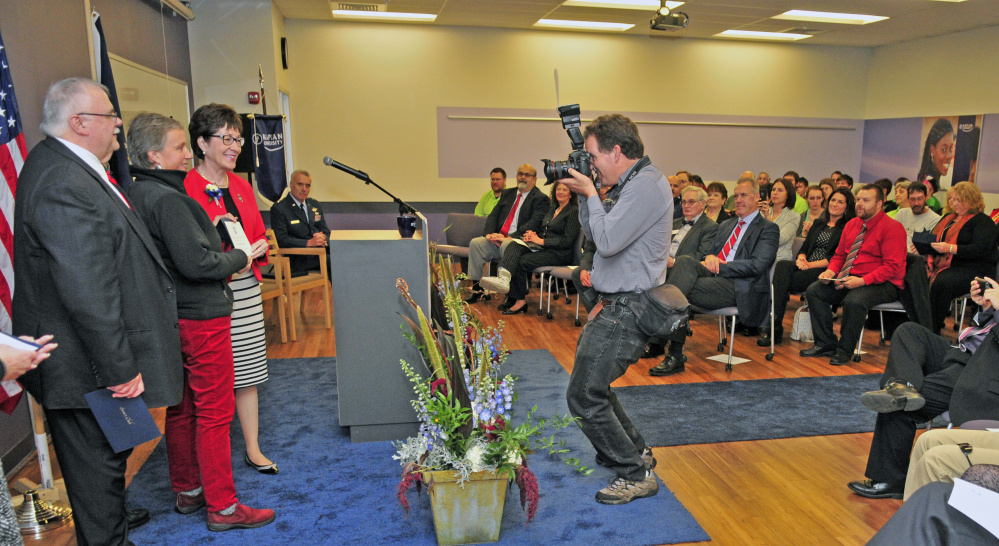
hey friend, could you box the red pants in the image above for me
[166,316,238,512]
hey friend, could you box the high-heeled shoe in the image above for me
[245,453,279,474]
[501,303,529,315]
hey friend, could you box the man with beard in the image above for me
[894,182,941,252]
[465,164,549,304]
[801,184,907,366]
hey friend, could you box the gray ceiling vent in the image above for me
[333,2,388,12]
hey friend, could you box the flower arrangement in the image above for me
[204,183,222,206]
[394,252,583,526]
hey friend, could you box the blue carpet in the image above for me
[127,350,710,545]
[616,374,882,447]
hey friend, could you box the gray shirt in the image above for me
[579,160,672,294]
[894,207,942,248]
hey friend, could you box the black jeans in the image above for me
[805,280,899,352]
[566,297,650,481]
[771,260,823,329]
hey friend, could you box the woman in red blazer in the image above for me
[185,103,277,474]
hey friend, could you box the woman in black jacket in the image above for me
[759,188,855,345]
[480,181,580,315]
[126,113,275,531]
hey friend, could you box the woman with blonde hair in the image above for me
[926,181,999,334]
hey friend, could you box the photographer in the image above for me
[558,114,672,505]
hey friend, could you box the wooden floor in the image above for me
[9,287,955,545]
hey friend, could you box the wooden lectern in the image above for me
[329,213,431,442]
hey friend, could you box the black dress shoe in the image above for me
[245,453,279,474]
[502,303,529,315]
[829,349,852,366]
[498,297,516,311]
[848,479,902,500]
[800,346,837,357]
[641,343,666,359]
[126,508,150,529]
[756,328,784,347]
[464,290,484,304]
[860,380,926,413]
[649,354,686,376]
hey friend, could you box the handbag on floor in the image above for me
[791,304,813,342]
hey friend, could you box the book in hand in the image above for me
[216,219,254,257]
[911,229,941,256]
[83,389,162,453]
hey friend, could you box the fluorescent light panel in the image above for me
[534,19,634,31]
[773,10,887,25]
[332,10,437,22]
[716,30,811,41]
[562,0,683,10]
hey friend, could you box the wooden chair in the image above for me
[258,239,289,343]
[265,230,332,341]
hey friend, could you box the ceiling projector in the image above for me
[650,6,689,31]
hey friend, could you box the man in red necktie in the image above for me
[465,164,550,305]
[801,184,907,366]
[649,176,780,376]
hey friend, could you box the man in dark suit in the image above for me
[13,78,183,546]
[642,185,718,362]
[269,169,331,277]
[846,277,999,500]
[465,163,550,304]
[650,176,779,376]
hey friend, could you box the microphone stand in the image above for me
[328,161,418,216]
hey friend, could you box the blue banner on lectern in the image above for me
[251,115,287,202]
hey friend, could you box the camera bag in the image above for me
[636,283,690,343]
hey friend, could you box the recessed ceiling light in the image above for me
[534,19,635,31]
[773,10,888,25]
[562,0,683,10]
[715,30,812,41]
[332,10,437,23]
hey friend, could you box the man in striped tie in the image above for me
[847,277,999,501]
[801,184,907,366]
[650,176,779,376]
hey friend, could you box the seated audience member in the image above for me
[759,189,855,346]
[798,185,825,236]
[819,177,836,202]
[888,181,910,219]
[756,171,770,188]
[847,277,999,500]
[801,184,906,366]
[867,467,999,546]
[836,173,853,191]
[923,178,943,215]
[783,171,809,214]
[894,182,941,252]
[874,178,897,213]
[127,112,275,531]
[704,182,733,223]
[466,164,550,303]
[759,176,802,263]
[479,181,579,315]
[269,170,331,277]
[924,181,999,334]
[669,170,691,210]
[830,171,843,185]
[690,174,706,190]
[475,167,506,217]
[648,177,778,376]
[904,428,999,501]
[643,186,719,360]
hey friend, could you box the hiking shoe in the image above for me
[860,379,926,413]
[175,491,206,515]
[207,503,275,531]
[595,472,659,505]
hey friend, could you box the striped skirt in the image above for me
[229,271,269,388]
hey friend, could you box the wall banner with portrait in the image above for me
[917,115,983,191]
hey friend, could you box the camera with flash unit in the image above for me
[542,104,597,186]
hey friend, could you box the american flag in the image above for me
[0,29,24,335]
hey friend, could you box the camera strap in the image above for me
[602,156,651,213]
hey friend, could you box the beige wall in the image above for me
[285,19,872,203]
[866,25,999,120]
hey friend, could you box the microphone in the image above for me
[323,156,369,180]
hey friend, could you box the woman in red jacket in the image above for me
[185,103,277,474]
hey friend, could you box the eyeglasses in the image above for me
[680,199,702,206]
[77,111,120,119]
[516,172,536,178]
[210,134,245,147]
